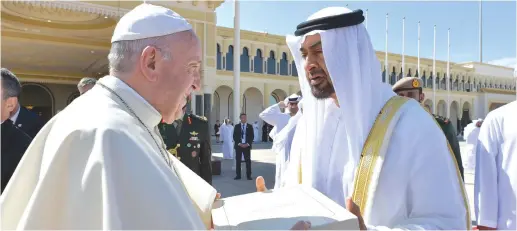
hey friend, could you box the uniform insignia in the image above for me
[190,131,199,136]
[187,143,192,148]
[197,144,200,148]
[412,79,420,88]
[191,151,197,157]
[18,124,22,127]
[189,137,199,141]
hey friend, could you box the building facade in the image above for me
[2,0,515,135]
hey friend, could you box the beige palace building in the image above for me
[2,0,516,135]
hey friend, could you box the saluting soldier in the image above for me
[158,109,212,185]
[392,77,464,180]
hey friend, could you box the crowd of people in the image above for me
[0,3,515,231]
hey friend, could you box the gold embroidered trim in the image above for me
[351,96,408,214]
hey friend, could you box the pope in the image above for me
[0,3,310,230]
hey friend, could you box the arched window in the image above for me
[422,71,427,87]
[291,61,298,76]
[267,51,276,74]
[270,93,280,106]
[390,67,397,85]
[427,72,434,88]
[241,47,250,72]
[254,49,263,74]
[216,44,222,70]
[226,45,234,71]
[280,52,288,75]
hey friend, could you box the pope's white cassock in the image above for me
[474,101,516,230]
[280,7,470,230]
[220,121,234,159]
[0,4,214,230]
[463,118,483,173]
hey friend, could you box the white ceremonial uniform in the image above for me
[271,106,303,189]
[259,103,291,140]
[463,119,482,173]
[220,123,234,159]
[474,101,516,230]
[281,7,470,230]
[0,76,207,230]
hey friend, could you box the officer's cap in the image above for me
[392,77,423,92]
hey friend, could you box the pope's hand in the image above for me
[345,197,366,230]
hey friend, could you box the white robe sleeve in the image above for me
[259,104,283,126]
[365,105,468,230]
[1,126,206,230]
[474,116,499,228]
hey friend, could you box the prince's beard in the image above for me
[311,83,335,99]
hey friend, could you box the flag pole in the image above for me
[432,25,436,114]
[479,0,483,63]
[447,28,451,118]
[233,0,241,123]
[417,21,421,79]
[402,17,405,77]
[385,13,389,83]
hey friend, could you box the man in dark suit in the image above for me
[158,105,212,185]
[233,113,254,180]
[1,68,44,138]
[1,117,32,193]
[10,105,44,138]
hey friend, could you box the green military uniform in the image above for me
[392,77,464,180]
[158,113,212,185]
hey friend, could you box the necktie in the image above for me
[241,124,245,140]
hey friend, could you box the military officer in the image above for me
[158,108,212,185]
[392,77,464,180]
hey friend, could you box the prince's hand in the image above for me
[256,176,268,192]
[345,197,366,230]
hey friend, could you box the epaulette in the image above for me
[190,114,208,122]
[433,114,449,125]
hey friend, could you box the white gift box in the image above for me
[212,185,359,230]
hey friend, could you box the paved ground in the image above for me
[211,140,476,224]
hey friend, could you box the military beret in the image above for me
[392,77,423,92]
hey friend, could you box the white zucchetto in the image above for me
[111,3,192,43]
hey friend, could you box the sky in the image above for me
[215,1,516,68]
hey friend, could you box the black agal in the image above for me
[294,9,365,36]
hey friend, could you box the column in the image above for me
[233,0,241,123]
[195,95,203,115]
[202,23,212,122]
[190,92,196,114]
[263,84,270,108]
